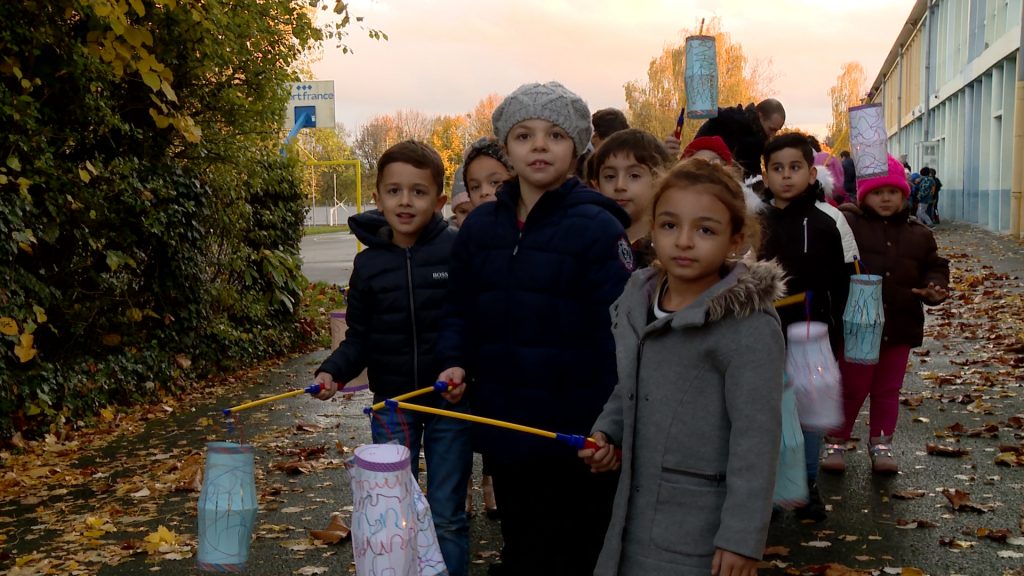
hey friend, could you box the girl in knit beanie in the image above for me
[822,154,949,475]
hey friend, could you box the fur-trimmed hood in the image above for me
[613,259,787,333]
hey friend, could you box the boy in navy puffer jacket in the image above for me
[435,82,632,576]
[313,140,472,576]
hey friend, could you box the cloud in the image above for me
[311,0,915,139]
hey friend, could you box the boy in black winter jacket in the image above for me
[758,132,860,523]
[313,141,472,576]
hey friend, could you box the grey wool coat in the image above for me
[592,261,787,576]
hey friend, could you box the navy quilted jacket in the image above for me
[316,211,456,399]
[436,177,631,464]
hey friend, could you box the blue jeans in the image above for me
[803,430,822,484]
[370,397,472,576]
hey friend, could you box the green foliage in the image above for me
[297,282,348,349]
[0,0,361,438]
[303,225,349,236]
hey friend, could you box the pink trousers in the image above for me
[833,344,912,440]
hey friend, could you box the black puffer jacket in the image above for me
[315,211,456,398]
[695,103,767,178]
[759,190,857,353]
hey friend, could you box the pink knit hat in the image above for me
[856,154,910,203]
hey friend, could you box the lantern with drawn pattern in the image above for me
[849,103,888,180]
[843,274,885,364]
[685,35,718,119]
[196,442,258,572]
[350,444,446,576]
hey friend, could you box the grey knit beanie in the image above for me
[492,81,592,157]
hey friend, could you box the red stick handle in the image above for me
[584,437,623,459]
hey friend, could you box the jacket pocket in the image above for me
[650,468,726,557]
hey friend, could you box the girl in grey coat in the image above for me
[581,159,786,576]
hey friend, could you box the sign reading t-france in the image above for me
[284,80,336,130]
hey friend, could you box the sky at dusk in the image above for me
[309,0,917,139]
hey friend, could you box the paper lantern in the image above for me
[197,442,258,572]
[849,103,888,179]
[786,322,843,432]
[351,444,446,576]
[843,274,885,364]
[773,386,808,509]
[684,35,718,120]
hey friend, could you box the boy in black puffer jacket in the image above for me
[313,140,471,576]
[758,132,860,523]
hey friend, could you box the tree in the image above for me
[294,126,360,208]
[0,0,374,437]
[623,18,775,145]
[467,93,502,140]
[430,115,470,190]
[826,62,868,153]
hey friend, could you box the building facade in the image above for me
[867,0,1022,233]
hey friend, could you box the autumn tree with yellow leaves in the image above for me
[826,62,868,153]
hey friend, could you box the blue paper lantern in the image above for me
[197,442,257,572]
[685,35,718,120]
[843,274,885,364]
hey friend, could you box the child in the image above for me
[821,154,949,475]
[450,190,472,229]
[312,140,472,576]
[759,132,859,522]
[582,158,785,576]
[591,128,673,268]
[435,81,632,576]
[915,167,936,227]
[681,135,734,165]
[462,136,513,207]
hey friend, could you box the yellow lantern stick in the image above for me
[368,381,453,412]
[222,383,322,416]
[773,291,810,309]
[367,399,618,455]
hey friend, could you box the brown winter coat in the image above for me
[839,204,949,348]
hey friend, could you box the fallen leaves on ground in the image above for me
[942,488,995,513]
[927,443,969,457]
[995,444,1024,466]
[891,490,928,500]
[309,512,350,544]
[895,519,939,529]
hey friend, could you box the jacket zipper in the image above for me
[512,230,523,256]
[803,217,808,253]
[405,249,419,388]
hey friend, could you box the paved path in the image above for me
[300,232,358,287]
[2,222,1022,576]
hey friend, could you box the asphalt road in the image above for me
[301,232,359,287]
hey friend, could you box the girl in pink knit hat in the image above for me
[821,154,950,475]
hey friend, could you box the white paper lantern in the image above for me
[350,444,446,576]
[786,322,843,432]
